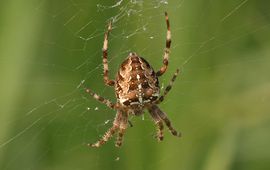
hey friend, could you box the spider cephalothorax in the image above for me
[86,12,181,148]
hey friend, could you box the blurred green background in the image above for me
[1,0,270,170]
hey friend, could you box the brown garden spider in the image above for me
[86,12,181,147]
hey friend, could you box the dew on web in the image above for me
[115,156,120,161]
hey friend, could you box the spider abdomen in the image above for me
[115,53,160,108]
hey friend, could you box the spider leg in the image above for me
[103,21,115,86]
[155,121,164,141]
[155,68,179,104]
[89,111,122,148]
[115,112,128,147]
[148,108,164,141]
[156,12,171,77]
[128,120,133,127]
[150,105,181,137]
[86,88,117,109]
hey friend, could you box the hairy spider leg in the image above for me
[90,111,122,147]
[115,112,128,147]
[156,12,171,76]
[150,105,181,137]
[148,109,164,141]
[103,21,115,86]
[155,68,180,104]
[85,88,117,109]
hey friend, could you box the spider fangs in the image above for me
[86,12,181,148]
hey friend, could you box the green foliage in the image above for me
[1,0,270,170]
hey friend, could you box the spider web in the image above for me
[1,0,270,170]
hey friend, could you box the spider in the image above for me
[86,12,181,148]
